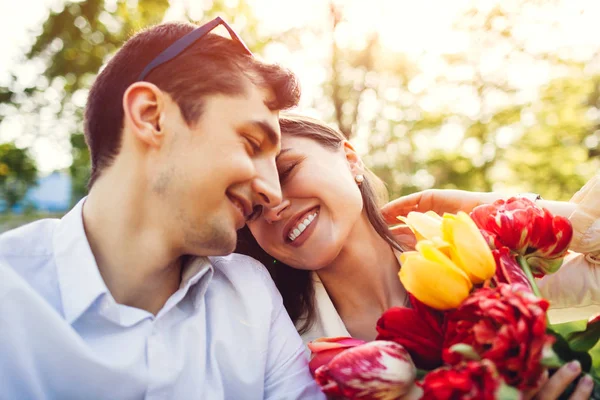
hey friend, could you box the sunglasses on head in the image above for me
[137,16,252,81]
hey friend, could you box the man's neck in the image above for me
[82,171,183,315]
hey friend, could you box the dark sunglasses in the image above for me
[137,16,252,81]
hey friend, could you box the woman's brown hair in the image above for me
[236,114,403,334]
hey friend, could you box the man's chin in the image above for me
[186,225,237,257]
[210,241,237,256]
[208,235,237,256]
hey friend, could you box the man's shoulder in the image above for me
[207,253,280,305]
[0,219,63,311]
[0,218,59,258]
[209,253,272,281]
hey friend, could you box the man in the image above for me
[0,18,324,399]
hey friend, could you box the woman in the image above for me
[238,114,406,342]
[236,114,597,397]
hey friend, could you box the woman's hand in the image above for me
[525,361,594,400]
[381,189,496,225]
[381,190,497,248]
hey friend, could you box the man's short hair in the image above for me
[84,22,301,186]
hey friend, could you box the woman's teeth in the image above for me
[288,212,318,242]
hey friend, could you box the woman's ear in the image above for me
[122,81,166,149]
[343,141,365,174]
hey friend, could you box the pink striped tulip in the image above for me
[313,340,420,400]
[308,337,367,376]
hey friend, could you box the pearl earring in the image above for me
[355,174,365,184]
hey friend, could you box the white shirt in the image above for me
[0,199,325,400]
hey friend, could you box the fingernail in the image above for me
[568,360,581,372]
[581,375,594,388]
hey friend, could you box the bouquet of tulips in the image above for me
[308,197,600,399]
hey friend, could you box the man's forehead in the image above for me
[245,81,277,109]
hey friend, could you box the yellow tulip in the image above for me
[397,211,443,241]
[399,241,473,310]
[441,212,496,284]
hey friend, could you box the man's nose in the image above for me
[252,159,282,208]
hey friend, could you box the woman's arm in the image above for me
[381,189,577,222]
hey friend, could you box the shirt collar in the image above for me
[53,197,110,324]
[157,255,214,317]
[181,255,212,290]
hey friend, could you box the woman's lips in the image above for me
[285,208,319,247]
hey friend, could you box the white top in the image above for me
[300,273,352,343]
[0,198,325,400]
[539,173,600,323]
[301,175,600,342]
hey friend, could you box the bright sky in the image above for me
[1,0,600,173]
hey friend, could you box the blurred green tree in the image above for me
[320,0,599,199]
[1,0,598,204]
[506,75,600,200]
[0,143,38,211]
[69,132,90,204]
[1,0,170,201]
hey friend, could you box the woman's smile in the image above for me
[285,207,320,246]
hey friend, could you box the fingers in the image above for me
[568,375,594,400]
[523,370,549,400]
[381,192,424,224]
[535,361,581,399]
[389,225,416,249]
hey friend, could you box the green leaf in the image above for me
[415,368,428,380]
[547,327,593,373]
[496,383,521,400]
[540,347,563,369]
[448,343,481,361]
[566,316,600,353]
[550,320,589,337]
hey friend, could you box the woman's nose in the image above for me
[263,199,291,224]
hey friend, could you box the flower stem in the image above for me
[517,255,542,298]
[517,255,551,326]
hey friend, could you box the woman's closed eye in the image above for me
[278,159,301,185]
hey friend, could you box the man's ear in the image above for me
[122,82,166,148]
[343,141,365,174]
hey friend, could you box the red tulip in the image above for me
[527,208,573,276]
[307,337,367,376]
[314,341,420,400]
[420,359,516,400]
[443,284,554,390]
[376,294,445,370]
[470,197,573,276]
